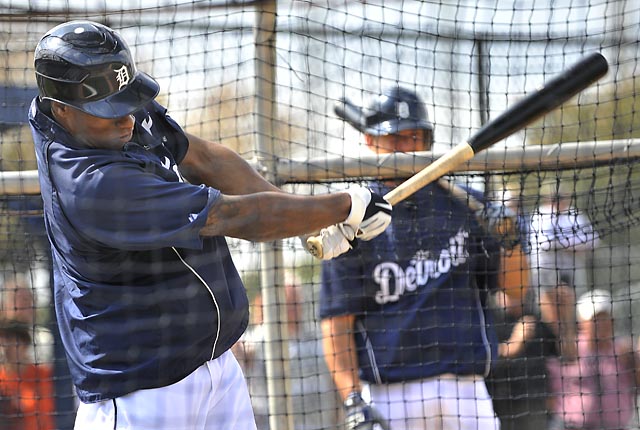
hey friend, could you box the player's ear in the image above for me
[51,101,68,119]
[364,133,376,150]
[423,128,434,151]
[51,102,81,129]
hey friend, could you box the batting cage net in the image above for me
[1,1,640,429]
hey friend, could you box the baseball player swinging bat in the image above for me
[307,52,609,258]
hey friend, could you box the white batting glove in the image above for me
[344,391,390,430]
[314,225,354,260]
[345,186,392,241]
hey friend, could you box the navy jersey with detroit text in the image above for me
[29,98,249,403]
[320,182,500,384]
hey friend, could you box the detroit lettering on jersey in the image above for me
[319,184,501,383]
[373,228,469,304]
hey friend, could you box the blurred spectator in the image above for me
[1,274,35,325]
[487,286,560,429]
[546,289,640,430]
[0,319,54,430]
[493,187,533,316]
[497,188,531,254]
[0,274,53,365]
[539,282,578,360]
[529,193,599,298]
[233,283,342,430]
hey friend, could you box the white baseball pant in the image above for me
[74,350,257,430]
[363,374,501,430]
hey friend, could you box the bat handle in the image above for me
[306,142,475,260]
[383,141,475,205]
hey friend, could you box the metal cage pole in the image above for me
[254,2,295,430]
[2,141,639,194]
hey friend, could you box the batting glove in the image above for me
[345,186,392,241]
[344,392,390,430]
[304,225,353,260]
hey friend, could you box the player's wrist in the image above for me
[344,186,371,227]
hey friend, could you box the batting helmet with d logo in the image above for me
[364,86,434,141]
[34,20,159,119]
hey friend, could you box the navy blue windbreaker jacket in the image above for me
[29,98,249,403]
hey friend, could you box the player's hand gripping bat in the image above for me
[307,52,608,259]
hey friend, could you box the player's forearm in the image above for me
[321,316,361,401]
[200,192,351,241]
[500,315,535,358]
[181,133,280,195]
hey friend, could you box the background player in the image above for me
[320,86,502,430]
[528,191,599,298]
[546,288,640,429]
[28,21,391,429]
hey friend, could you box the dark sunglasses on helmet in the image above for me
[36,61,134,103]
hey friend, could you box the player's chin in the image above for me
[93,134,132,150]
[119,129,134,142]
[108,131,133,147]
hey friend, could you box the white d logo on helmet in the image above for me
[113,65,131,90]
[397,101,410,119]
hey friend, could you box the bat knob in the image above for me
[306,236,324,259]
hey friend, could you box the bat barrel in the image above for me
[468,52,608,153]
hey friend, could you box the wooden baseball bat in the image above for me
[308,52,608,258]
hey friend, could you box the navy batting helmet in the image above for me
[364,86,433,139]
[34,21,159,119]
